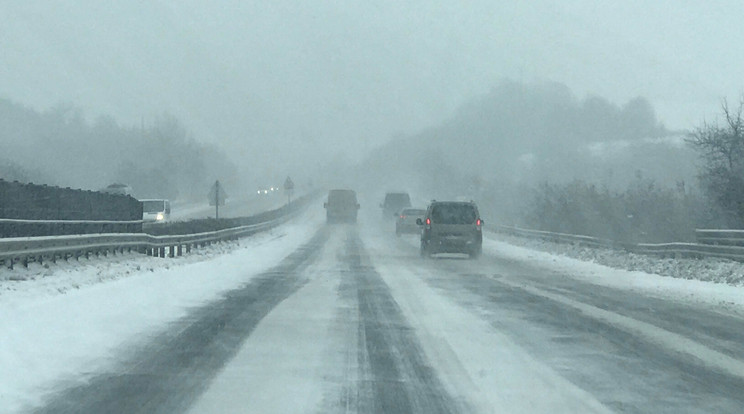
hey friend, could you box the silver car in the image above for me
[395,208,426,236]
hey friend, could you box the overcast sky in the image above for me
[1,1,742,178]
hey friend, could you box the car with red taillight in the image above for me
[380,192,412,219]
[416,201,483,258]
[395,208,426,236]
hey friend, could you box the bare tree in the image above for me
[687,97,744,226]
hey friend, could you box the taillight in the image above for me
[426,217,431,225]
[476,218,482,226]
[400,215,406,219]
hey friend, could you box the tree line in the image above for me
[360,80,743,240]
[0,98,238,201]
[514,98,744,240]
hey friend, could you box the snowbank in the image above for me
[485,233,744,313]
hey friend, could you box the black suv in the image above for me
[380,192,411,219]
[417,201,483,258]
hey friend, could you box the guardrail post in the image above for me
[186,244,192,254]
[177,245,183,256]
[159,247,165,258]
[169,245,175,258]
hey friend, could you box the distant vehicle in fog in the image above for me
[380,192,411,219]
[324,189,360,223]
[417,200,483,259]
[101,183,132,196]
[396,208,426,236]
[141,199,171,222]
[256,186,280,196]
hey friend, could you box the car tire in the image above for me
[469,246,482,259]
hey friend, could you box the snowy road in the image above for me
[9,211,744,413]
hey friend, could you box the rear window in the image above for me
[384,193,410,205]
[430,204,476,224]
[402,209,425,216]
[329,190,357,203]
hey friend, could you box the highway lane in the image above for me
[28,215,744,413]
[371,223,744,413]
[188,226,463,414]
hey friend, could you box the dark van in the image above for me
[380,192,411,219]
[324,189,360,223]
[418,200,483,258]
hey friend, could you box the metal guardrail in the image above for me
[630,242,744,261]
[490,225,619,249]
[695,229,744,247]
[0,203,304,269]
[491,224,744,262]
[0,218,144,224]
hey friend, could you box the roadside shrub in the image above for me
[523,176,707,243]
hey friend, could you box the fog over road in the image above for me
[27,212,744,413]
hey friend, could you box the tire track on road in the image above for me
[415,257,744,413]
[343,229,460,414]
[32,227,330,414]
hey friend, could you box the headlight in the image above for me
[156,213,164,220]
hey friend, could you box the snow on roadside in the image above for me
[485,232,744,313]
[490,232,744,286]
[0,207,315,303]
[1,242,240,303]
[0,207,324,414]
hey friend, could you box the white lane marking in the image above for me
[499,277,744,380]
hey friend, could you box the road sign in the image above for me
[284,176,294,205]
[208,180,227,218]
[208,181,227,206]
[208,180,227,219]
